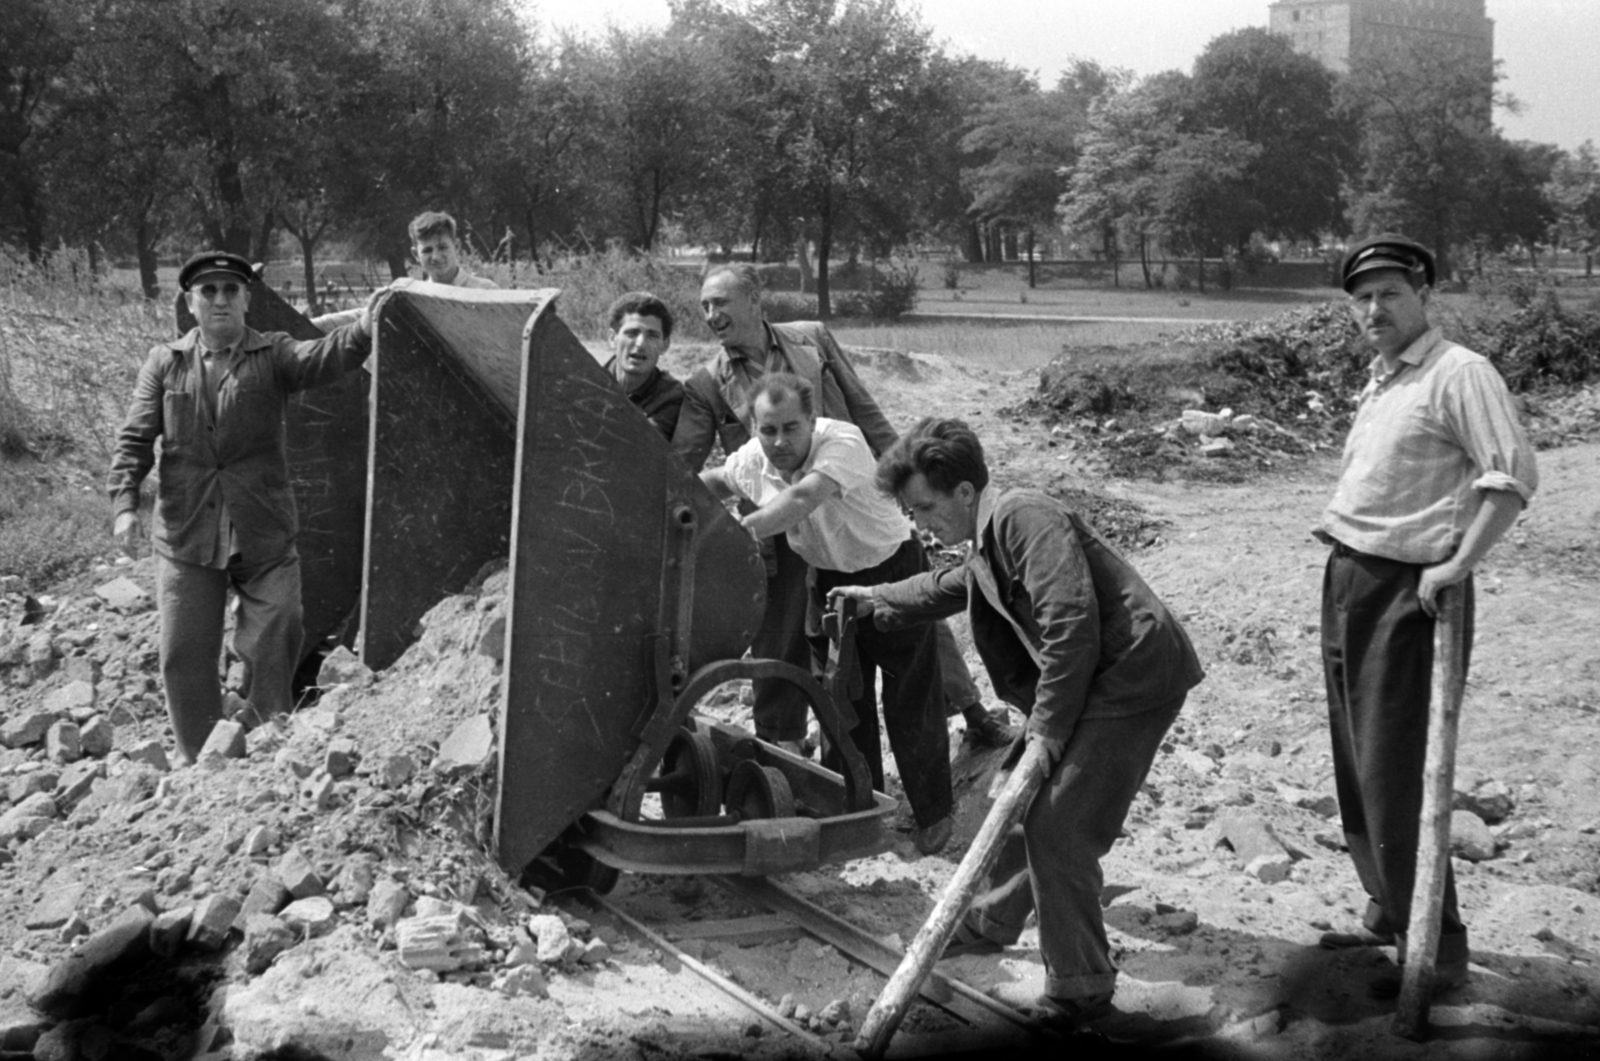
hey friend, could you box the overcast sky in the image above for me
[516,0,1599,151]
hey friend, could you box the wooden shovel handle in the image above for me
[854,740,1054,1059]
[1393,583,1468,1040]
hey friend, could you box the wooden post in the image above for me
[854,741,1053,1059]
[1393,584,1468,1040]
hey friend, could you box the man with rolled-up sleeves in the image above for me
[1314,234,1539,1001]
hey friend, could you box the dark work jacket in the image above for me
[875,487,1204,742]
[603,359,684,441]
[109,323,372,567]
[671,320,897,469]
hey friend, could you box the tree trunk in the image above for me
[386,251,409,281]
[300,235,319,315]
[1586,252,1593,278]
[795,236,814,294]
[1138,232,1152,289]
[1026,229,1036,289]
[963,221,983,263]
[135,212,161,301]
[816,194,833,320]
[253,210,275,265]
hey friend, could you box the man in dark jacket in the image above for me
[602,291,683,440]
[829,417,1204,1028]
[110,251,376,763]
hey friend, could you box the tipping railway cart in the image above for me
[179,279,897,891]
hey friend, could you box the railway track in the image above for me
[592,874,1055,1056]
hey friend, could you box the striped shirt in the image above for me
[1317,328,1538,565]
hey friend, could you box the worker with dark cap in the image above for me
[109,252,379,763]
[1314,234,1538,999]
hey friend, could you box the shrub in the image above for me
[941,258,961,290]
[486,245,707,343]
[764,292,821,322]
[832,261,920,320]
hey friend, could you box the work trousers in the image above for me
[751,534,981,741]
[156,551,304,763]
[811,538,953,828]
[962,694,1184,1002]
[1321,546,1471,964]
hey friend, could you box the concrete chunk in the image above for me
[7,770,58,804]
[279,896,336,937]
[186,894,242,951]
[396,913,484,971]
[122,739,170,773]
[476,616,507,662]
[25,882,88,931]
[366,879,410,931]
[27,905,153,1019]
[498,964,548,998]
[323,738,358,779]
[529,914,574,964]
[0,791,59,845]
[44,682,96,718]
[1220,812,1295,881]
[298,771,336,810]
[94,577,152,613]
[377,753,415,788]
[25,631,55,679]
[242,914,296,974]
[63,655,100,684]
[1,709,62,749]
[274,847,325,899]
[434,715,494,777]
[197,719,247,764]
[237,876,292,923]
[150,907,193,957]
[243,825,277,858]
[53,759,105,809]
[79,716,114,758]
[1451,810,1497,862]
[45,720,82,764]
[316,646,372,688]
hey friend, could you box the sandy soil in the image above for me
[1,341,1597,1060]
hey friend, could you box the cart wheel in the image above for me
[554,844,621,896]
[652,728,722,819]
[725,760,796,821]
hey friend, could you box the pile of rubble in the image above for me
[0,556,632,1058]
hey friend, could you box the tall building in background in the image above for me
[1267,0,1494,73]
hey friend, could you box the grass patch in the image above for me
[831,318,1184,371]
[0,456,118,588]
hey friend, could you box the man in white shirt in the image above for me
[700,373,953,854]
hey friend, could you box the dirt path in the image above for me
[1,345,1597,1060]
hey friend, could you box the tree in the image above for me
[1547,141,1600,276]
[1470,138,1560,267]
[574,27,735,251]
[1151,131,1262,290]
[1189,28,1351,247]
[675,0,952,316]
[1341,39,1506,279]
[1059,74,1184,288]
[0,0,77,258]
[959,60,1118,286]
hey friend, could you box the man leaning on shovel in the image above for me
[1315,234,1538,1000]
[829,417,1204,1030]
